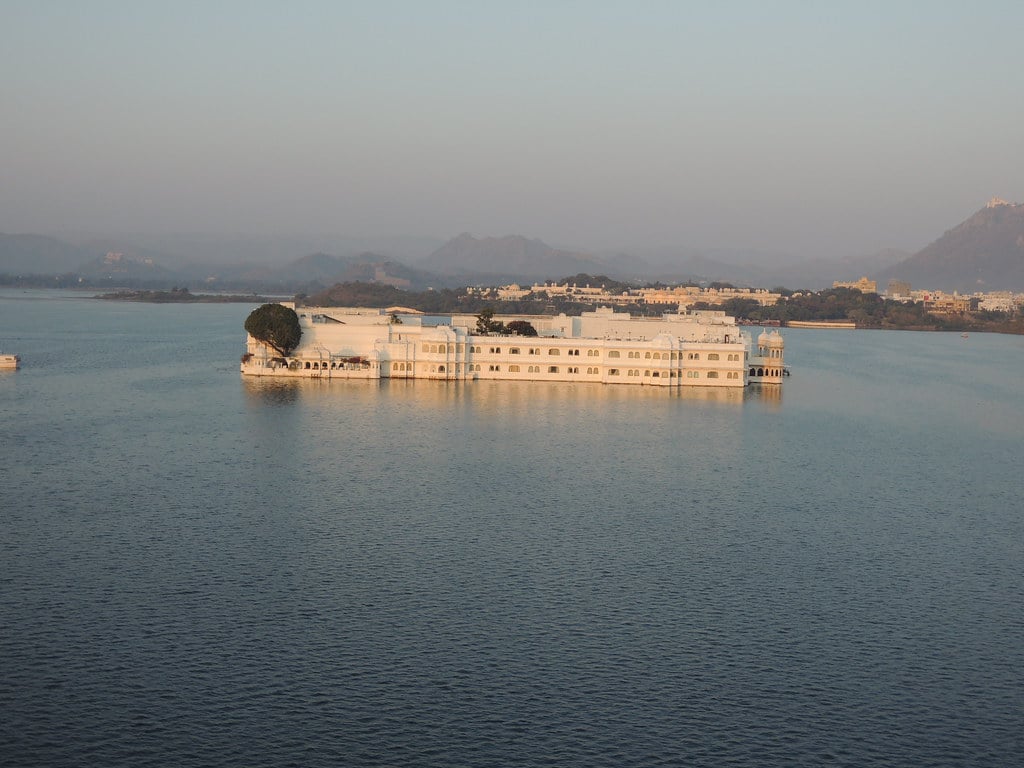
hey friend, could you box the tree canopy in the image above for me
[505,319,538,336]
[475,307,504,335]
[244,303,302,356]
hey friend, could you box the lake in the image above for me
[2,289,1022,767]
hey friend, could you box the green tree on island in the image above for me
[505,319,538,336]
[475,307,505,335]
[244,303,302,356]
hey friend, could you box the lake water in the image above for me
[2,289,1022,767]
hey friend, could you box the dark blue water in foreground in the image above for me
[2,290,1022,767]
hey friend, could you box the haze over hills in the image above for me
[0,229,930,292]
[874,198,1024,292]
[0,234,103,275]
[415,233,907,290]
[4,200,1024,293]
[417,233,607,282]
[56,232,446,267]
[0,233,451,291]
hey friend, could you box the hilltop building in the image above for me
[832,277,877,293]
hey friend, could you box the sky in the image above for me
[3,1,1023,260]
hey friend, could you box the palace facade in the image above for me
[241,305,785,387]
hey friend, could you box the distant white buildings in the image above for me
[883,285,1024,314]
[472,282,782,309]
[976,292,1021,313]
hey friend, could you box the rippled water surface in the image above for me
[2,290,1022,767]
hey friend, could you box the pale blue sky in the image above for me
[2,1,1022,258]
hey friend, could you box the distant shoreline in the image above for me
[786,320,857,329]
[95,289,276,303]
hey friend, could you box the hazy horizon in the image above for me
[3,2,1022,261]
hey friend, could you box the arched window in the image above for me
[708,353,719,361]
[548,366,559,373]
[608,350,620,358]
[549,349,560,356]
[707,371,719,379]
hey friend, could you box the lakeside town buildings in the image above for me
[482,283,782,308]
[478,280,1024,316]
[242,305,786,387]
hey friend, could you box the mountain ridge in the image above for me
[6,201,1024,292]
[875,198,1024,291]
[418,233,607,279]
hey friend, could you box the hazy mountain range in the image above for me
[874,198,1024,293]
[3,200,1023,292]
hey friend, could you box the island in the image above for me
[95,287,275,303]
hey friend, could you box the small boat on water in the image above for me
[1,353,21,370]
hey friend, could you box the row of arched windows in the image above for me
[387,361,745,381]
[416,343,751,364]
[303,360,360,370]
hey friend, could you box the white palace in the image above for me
[241,305,785,387]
